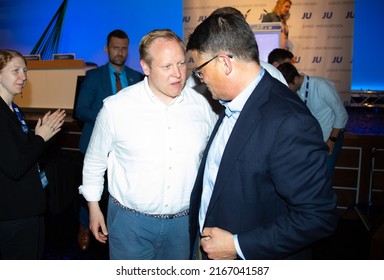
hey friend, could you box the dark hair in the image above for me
[0,49,26,71]
[277,62,299,84]
[107,29,129,46]
[210,6,244,18]
[186,12,260,64]
[268,48,294,65]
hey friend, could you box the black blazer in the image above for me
[189,72,338,259]
[0,98,47,220]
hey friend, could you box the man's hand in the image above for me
[200,227,237,260]
[88,201,108,243]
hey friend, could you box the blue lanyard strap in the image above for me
[12,103,48,188]
[12,102,29,133]
[304,76,309,104]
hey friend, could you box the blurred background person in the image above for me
[277,62,348,175]
[268,48,295,67]
[262,0,292,50]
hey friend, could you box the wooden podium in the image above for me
[14,59,85,109]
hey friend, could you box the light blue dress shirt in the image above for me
[297,74,348,141]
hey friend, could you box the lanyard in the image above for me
[304,76,309,104]
[12,102,29,133]
[11,102,48,188]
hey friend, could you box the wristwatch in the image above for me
[329,136,337,142]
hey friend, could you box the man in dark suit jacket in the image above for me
[186,11,338,260]
[75,29,143,251]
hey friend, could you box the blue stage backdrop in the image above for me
[0,0,182,73]
[352,0,382,91]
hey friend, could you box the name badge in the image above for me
[39,170,48,189]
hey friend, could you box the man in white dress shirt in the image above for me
[79,29,217,260]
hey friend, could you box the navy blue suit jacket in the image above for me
[75,64,143,154]
[189,72,338,260]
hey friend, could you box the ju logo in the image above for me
[332,56,343,64]
[183,16,190,23]
[198,15,207,22]
[312,56,322,63]
[322,12,333,19]
[301,12,312,19]
[345,11,354,19]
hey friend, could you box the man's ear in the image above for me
[221,55,233,76]
[140,60,150,76]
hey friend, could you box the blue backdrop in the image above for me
[0,0,182,73]
[351,0,382,91]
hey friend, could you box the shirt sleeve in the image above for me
[319,79,349,129]
[78,104,113,201]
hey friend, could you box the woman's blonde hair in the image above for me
[272,0,292,21]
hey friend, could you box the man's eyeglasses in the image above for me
[192,54,234,80]
[192,55,219,80]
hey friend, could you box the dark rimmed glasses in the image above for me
[192,55,219,80]
[192,54,233,80]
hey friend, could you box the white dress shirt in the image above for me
[79,77,218,215]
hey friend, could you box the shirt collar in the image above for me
[220,68,265,118]
[108,63,125,75]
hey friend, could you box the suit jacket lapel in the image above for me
[205,73,273,215]
[101,65,113,96]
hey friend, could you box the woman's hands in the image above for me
[35,109,66,142]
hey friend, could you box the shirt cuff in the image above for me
[234,234,246,260]
[78,184,103,201]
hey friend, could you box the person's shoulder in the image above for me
[85,64,108,77]
[183,84,209,101]
[260,61,288,86]
[260,71,302,105]
[311,75,336,88]
[262,12,278,22]
[111,80,144,99]
[124,66,144,78]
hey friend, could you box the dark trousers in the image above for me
[0,215,45,259]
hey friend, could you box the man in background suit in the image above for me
[186,10,338,260]
[75,29,143,251]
